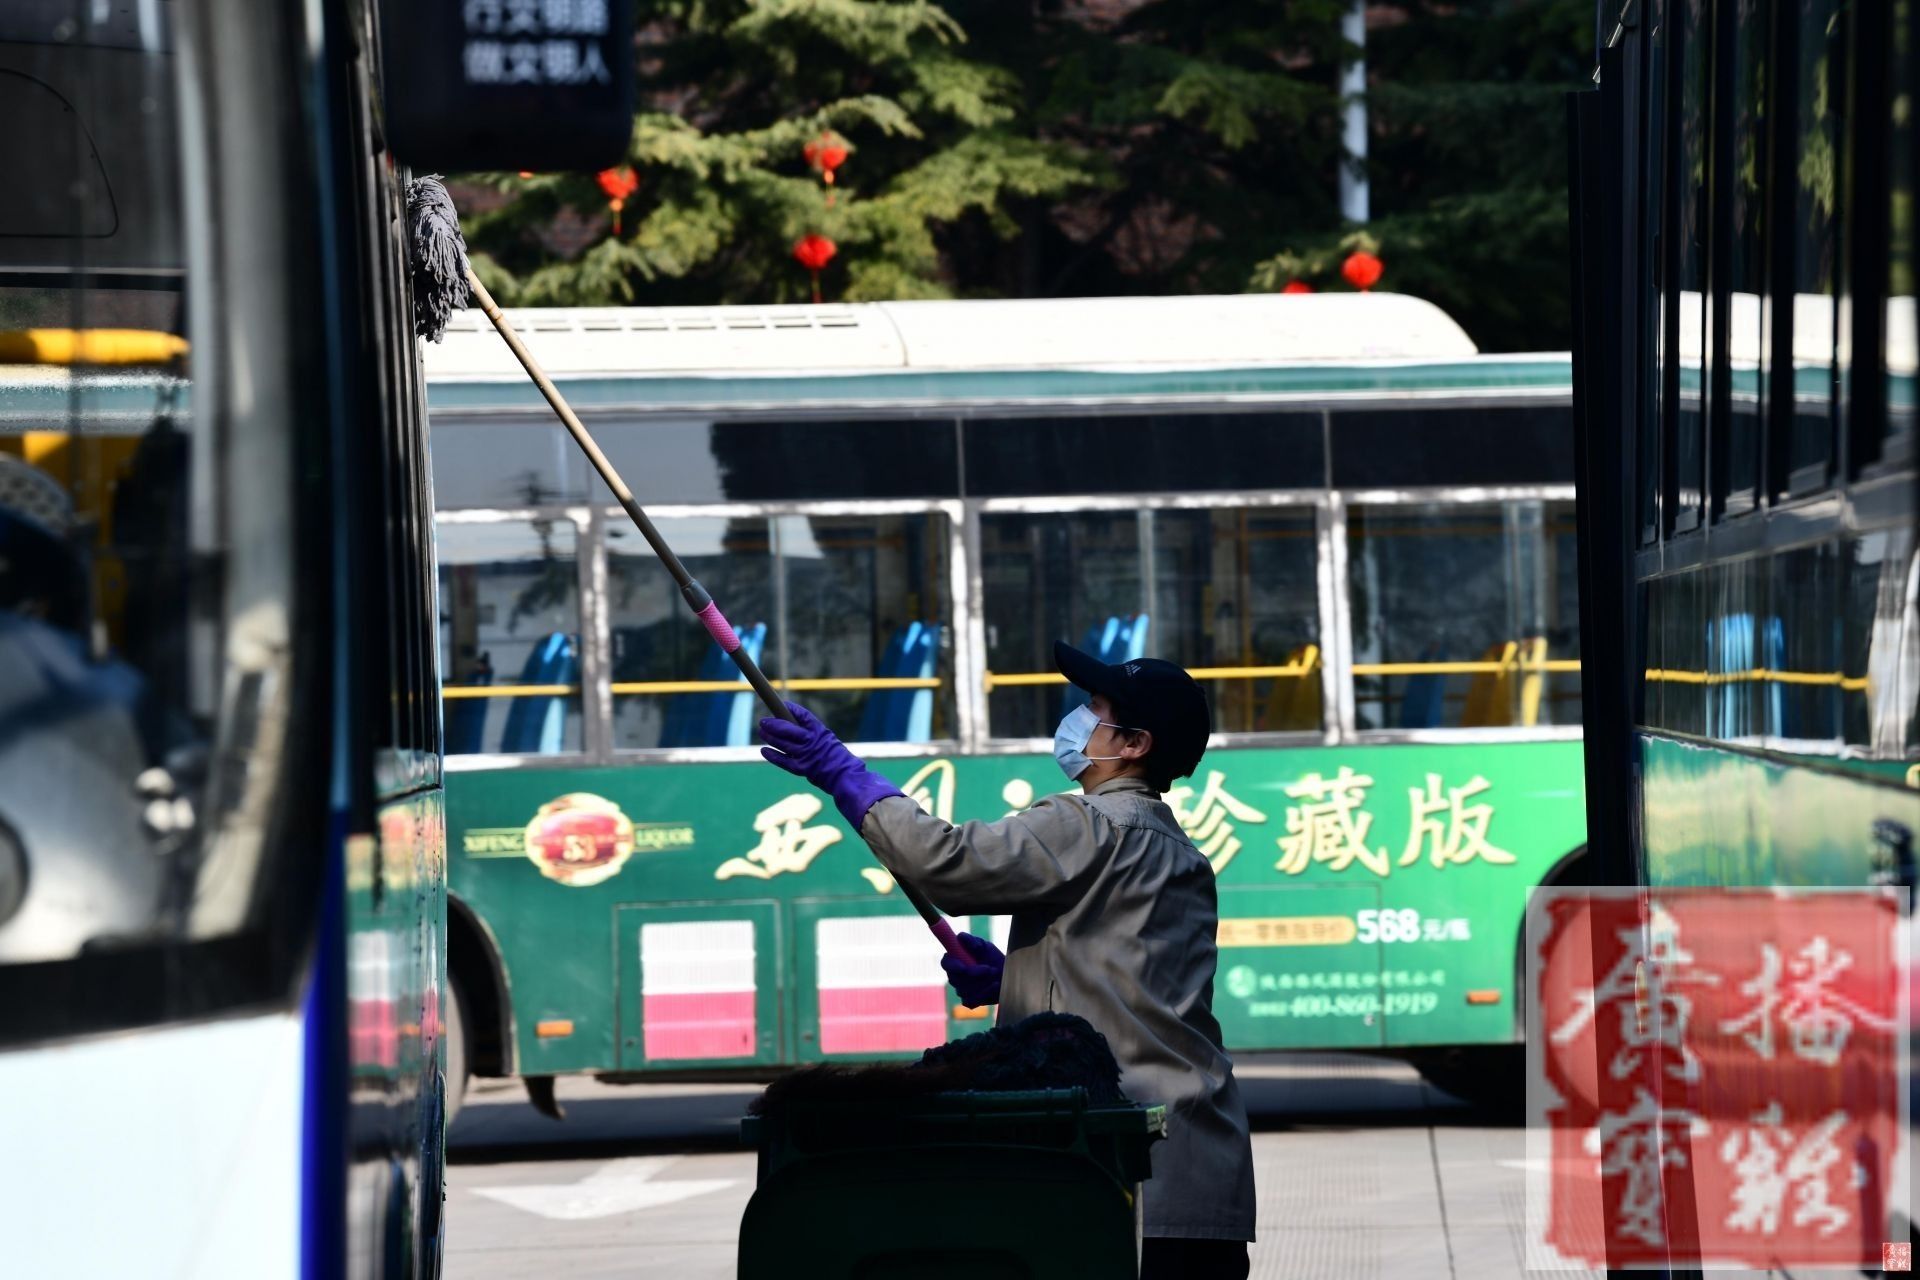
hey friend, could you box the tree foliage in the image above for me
[461,0,1590,350]
[462,0,1099,306]
[1246,0,1592,350]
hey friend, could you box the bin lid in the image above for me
[741,1087,1167,1146]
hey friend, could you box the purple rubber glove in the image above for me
[941,931,1004,1008]
[759,701,904,830]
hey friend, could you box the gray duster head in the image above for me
[405,175,471,343]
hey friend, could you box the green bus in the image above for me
[1569,0,1920,1258]
[424,292,1587,1112]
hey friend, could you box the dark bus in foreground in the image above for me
[3,2,455,1275]
[1571,0,1920,1262]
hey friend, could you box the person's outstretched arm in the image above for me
[759,702,1101,915]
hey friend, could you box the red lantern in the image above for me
[1282,280,1313,295]
[596,166,640,235]
[1341,251,1384,291]
[792,233,838,302]
[803,133,849,204]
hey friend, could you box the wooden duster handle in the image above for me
[464,270,788,720]
[461,271,967,960]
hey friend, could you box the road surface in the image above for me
[446,1054,1591,1279]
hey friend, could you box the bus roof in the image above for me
[423,292,1480,379]
[421,294,1579,413]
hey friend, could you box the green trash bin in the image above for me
[737,1087,1166,1280]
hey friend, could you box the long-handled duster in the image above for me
[405,176,967,963]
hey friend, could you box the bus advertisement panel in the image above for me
[449,742,1584,1075]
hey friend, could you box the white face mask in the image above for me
[1052,704,1129,780]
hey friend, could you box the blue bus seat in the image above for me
[1763,615,1789,737]
[499,632,577,754]
[445,664,493,755]
[857,622,919,742]
[900,622,942,742]
[1712,613,1757,737]
[1119,613,1149,662]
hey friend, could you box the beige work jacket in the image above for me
[861,775,1258,1241]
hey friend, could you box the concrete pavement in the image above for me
[446,1055,1598,1279]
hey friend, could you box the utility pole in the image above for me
[1339,0,1369,223]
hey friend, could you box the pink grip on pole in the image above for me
[695,601,741,653]
[929,918,971,963]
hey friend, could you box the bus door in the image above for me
[790,897,973,1062]
[615,901,783,1070]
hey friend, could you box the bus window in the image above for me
[1327,406,1575,488]
[1150,509,1321,733]
[1667,0,1710,533]
[962,413,1325,497]
[980,506,1321,739]
[1839,530,1912,751]
[608,511,953,748]
[1870,0,1917,474]
[430,418,591,509]
[1769,543,1843,745]
[982,510,1140,740]
[1661,567,1708,736]
[776,513,954,744]
[1346,501,1581,731]
[1715,0,1767,520]
[1779,0,1844,497]
[0,3,297,986]
[1704,557,1767,741]
[595,418,962,504]
[437,517,584,755]
[1638,577,1664,731]
[1640,7,1668,547]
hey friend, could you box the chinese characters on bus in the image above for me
[1173,766,1512,878]
[713,759,1518,888]
[461,0,612,87]
[1530,889,1905,1270]
[718,761,956,890]
[712,793,842,881]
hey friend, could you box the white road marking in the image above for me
[471,1156,739,1221]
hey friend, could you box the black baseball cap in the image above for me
[1053,641,1212,783]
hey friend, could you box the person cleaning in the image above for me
[759,641,1257,1279]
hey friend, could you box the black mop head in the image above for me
[405,175,471,343]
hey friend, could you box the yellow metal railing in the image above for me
[442,661,1870,707]
[984,663,1317,692]
[614,677,940,695]
[984,658,1582,691]
[442,676,942,700]
[441,684,578,699]
[1644,668,1870,691]
[1351,659,1583,675]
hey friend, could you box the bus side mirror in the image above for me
[378,0,634,172]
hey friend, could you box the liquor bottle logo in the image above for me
[524,793,636,887]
